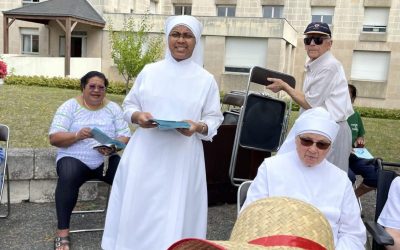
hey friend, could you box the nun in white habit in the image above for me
[101,16,223,250]
[242,107,366,250]
[378,176,400,250]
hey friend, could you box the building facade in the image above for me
[1,0,399,109]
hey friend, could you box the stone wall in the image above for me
[1,148,98,204]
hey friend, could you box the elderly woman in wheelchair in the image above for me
[49,71,130,250]
[242,107,366,249]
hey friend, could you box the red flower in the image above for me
[0,60,8,79]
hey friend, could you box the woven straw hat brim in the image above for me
[168,238,319,249]
[231,197,334,250]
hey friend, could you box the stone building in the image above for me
[1,0,399,108]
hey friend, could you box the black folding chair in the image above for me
[229,66,296,186]
[365,158,399,250]
[0,124,10,218]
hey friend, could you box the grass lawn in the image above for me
[1,84,400,162]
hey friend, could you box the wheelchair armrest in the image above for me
[365,221,394,246]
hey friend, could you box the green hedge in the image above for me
[292,102,400,120]
[4,75,128,95]
[221,93,400,120]
[6,76,400,120]
[355,106,400,120]
[294,103,400,120]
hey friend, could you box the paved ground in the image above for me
[0,183,376,250]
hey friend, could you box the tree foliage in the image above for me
[108,15,164,94]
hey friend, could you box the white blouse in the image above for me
[49,98,131,169]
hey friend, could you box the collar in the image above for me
[305,51,332,72]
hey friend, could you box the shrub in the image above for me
[4,75,128,95]
[220,92,400,120]
[355,106,400,120]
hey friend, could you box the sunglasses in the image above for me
[299,137,331,150]
[303,36,330,45]
[87,84,106,92]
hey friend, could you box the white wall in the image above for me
[2,55,101,79]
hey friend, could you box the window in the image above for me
[225,37,267,73]
[21,28,39,54]
[363,8,389,33]
[351,51,390,81]
[262,5,283,18]
[217,6,236,17]
[174,5,192,15]
[22,0,39,5]
[149,0,158,14]
[311,7,334,25]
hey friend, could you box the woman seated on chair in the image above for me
[49,71,130,250]
[242,107,366,249]
[378,176,400,250]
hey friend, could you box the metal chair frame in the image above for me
[229,66,296,186]
[0,124,10,218]
[236,180,252,215]
[70,179,111,233]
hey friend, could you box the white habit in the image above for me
[242,151,366,250]
[378,177,400,230]
[101,16,223,250]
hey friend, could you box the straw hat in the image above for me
[168,197,334,250]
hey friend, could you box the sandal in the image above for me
[54,236,70,250]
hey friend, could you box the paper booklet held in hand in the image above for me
[91,127,126,151]
[149,119,190,130]
[353,147,374,160]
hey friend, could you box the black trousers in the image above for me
[55,155,120,229]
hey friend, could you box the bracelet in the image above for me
[200,123,206,134]
[75,132,79,140]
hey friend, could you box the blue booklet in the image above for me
[150,119,191,130]
[353,147,374,159]
[91,127,126,150]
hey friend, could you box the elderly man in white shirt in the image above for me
[266,22,353,173]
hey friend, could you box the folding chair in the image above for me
[69,179,111,233]
[0,124,10,218]
[221,90,245,111]
[365,158,399,250]
[229,66,296,186]
[221,90,245,125]
[236,180,252,215]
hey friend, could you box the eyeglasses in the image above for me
[169,32,195,40]
[303,36,330,45]
[87,84,106,92]
[299,137,331,150]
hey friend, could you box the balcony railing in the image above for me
[362,25,387,33]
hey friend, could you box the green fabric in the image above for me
[347,111,365,145]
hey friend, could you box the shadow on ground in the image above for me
[0,182,376,250]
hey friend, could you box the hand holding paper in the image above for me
[353,147,374,159]
[91,127,126,150]
[149,119,190,130]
